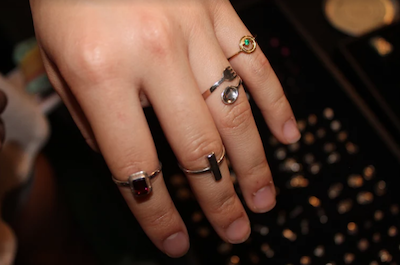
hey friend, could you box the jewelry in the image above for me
[112,162,162,197]
[179,146,225,181]
[203,67,237,100]
[228,35,257,60]
[221,78,242,105]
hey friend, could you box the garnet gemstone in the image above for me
[129,172,152,197]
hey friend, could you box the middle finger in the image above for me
[143,38,251,244]
[189,27,276,213]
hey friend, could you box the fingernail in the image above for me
[163,232,189,258]
[225,217,250,243]
[283,118,301,143]
[253,184,276,212]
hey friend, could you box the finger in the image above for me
[189,27,276,213]
[142,39,251,244]
[213,3,301,144]
[40,51,100,152]
[53,61,189,257]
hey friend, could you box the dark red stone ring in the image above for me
[112,162,162,197]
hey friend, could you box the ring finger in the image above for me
[214,2,301,145]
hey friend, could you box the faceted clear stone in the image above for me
[222,86,239,104]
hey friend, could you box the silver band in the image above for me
[203,67,237,100]
[112,162,162,197]
[179,147,225,181]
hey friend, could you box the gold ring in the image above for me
[228,35,257,60]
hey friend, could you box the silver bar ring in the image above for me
[179,147,225,181]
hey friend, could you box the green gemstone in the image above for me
[244,39,250,46]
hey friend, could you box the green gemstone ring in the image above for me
[228,35,257,60]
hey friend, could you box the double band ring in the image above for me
[179,146,226,181]
[228,35,257,60]
[203,66,237,100]
[112,162,162,197]
[203,67,242,105]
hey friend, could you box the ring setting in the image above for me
[228,35,257,60]
[112,163,162,197]
[203,67,242,105]
[222,78,242,105]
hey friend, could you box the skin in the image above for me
[30,0,301,258]
[0,90,7,150]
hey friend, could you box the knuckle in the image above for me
[111,148,154,179]
[141,200,177,231]
[65,42,114,85]
[250,53,273,82]
[208,189,238,217]
[139,13,173,58]
[183,136,222,168]
[220,98,253,132]
[269,91,289,114]
[246,157,271,184]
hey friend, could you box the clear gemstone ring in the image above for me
[222,78,242,105]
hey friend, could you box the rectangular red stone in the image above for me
[129,172,152,197]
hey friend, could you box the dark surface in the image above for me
[0,0,34,74]
[338,22,400,126]
[0,29,14,74]
[278,0,400,148]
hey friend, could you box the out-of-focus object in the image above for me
[338,22,400,138]
[12,38,61,114]
[324,0,400,36]
[13,38,51,95]
[0,73,49,265]
[370,36,394,56]
[0,221,16,265]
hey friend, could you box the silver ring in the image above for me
[203,67,237,100]
[179,147,225,181]
[112,162,162,197]
[227,35,257,60]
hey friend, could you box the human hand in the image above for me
[0,90,7,150]
[30,0,300,257]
